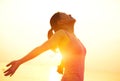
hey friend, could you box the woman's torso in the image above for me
[58,31,86,81]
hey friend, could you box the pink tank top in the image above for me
[60,31,86,57]
[59,31,86,81]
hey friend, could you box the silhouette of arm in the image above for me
[4,30,65,76]
[18,30,65,64]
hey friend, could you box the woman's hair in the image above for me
[47,12,61,39]
[47,12,61,52]
[48,28,53,39]
[50,12,61,27]
[47,11,75,42]
[47,28,56,52]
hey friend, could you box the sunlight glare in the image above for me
[49,66,62,81]
[48,49,62,81]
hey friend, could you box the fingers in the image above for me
[4,71,14,77]
[4,62,15,76]
[4,60,18,77]
[6,61,13,67]
[10,73,14,77]
[4,67,15,76]
[4,69,12,76]
[4,68,10,73]
[4,71,10,76]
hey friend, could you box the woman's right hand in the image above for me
[4,60,21,77]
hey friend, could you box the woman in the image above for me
[4,12,86,81]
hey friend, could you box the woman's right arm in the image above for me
[17,30,66,64]
[4,30,66,76]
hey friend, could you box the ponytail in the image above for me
[47,28,56,52]
[48,28,53,39]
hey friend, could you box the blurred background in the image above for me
[0,0,120,81]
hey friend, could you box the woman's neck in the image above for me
[63,25,74,34]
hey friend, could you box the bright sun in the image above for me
[49,66,62,81]
[48,50,63,81]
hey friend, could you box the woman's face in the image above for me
[52,12,76,32]
[59,12,76,23]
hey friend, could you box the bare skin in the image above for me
[4,12,86,81]
[4,29,69,76]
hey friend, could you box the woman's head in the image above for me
[47,12,76,52]
[50,12,76,32]
[48,12,76,39]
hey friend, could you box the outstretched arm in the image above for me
[17,30,65,65]
[4,30,65,77]
[16,40,55,64]
[4,41,51,76]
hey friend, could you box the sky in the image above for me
[0,0,120,73]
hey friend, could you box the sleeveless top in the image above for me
[59,31,86,81]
